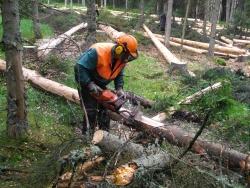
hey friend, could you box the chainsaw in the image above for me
[91,89,152,119]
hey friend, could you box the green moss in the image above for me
[214,57,227,66]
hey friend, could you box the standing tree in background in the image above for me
[112,0,115,9]
[65,0,67,7]
[165,0,173,48]
[86,0,96,47]
[2,0,28,138]
[203,0,209,36]
[32,0,42,39]
[82,0,86,7]
[136,0,145,29]
[125,0,128,13]
[208,0,220,56]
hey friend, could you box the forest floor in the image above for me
[0,6,250,188]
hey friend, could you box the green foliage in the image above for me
[0,16,54,58]
[38,55,72,76]
[214,57,227,66]
[44,13,82,32]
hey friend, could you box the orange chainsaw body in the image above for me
[93,90,126,112]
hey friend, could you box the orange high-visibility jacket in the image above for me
[91,43,126,80]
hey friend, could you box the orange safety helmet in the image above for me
[116,34,138,59]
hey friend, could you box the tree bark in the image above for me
[208,0,220,57]
[181,0,191,53]
[125,0,128,13]
[92,130,145,160]
[2,0,28,138]
[38,22,87,59]
[136,0,145,29]
[113,0,115,9]
[226,0,231,23]
[65,0,67,7]
[32,0,42,39]
[165,0,173,48]
[82,0,86,7]
[203,0,209,36]
[0,61,248,173]
[86,0,97,47]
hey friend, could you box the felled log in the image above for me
[92,130,145,160]
[152,33,242,57]
[220,36,233,45]
[152,82,223,122]
[233,38,250,45]
[0,60,248,173]
[98,24,124,40]
[170,37,245,55]
[38,22,87,59]
[92,130,169,186]
[143,24,195,76]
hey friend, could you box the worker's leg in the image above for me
[98,105,110,131]
[79,87,98,134]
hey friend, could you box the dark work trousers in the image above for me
[79,86,110,134]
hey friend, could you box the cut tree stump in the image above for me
[38,22,87,59]
[0,60,248,173]
[143,24,195,76]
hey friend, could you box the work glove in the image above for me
[116,88,126,98]
[87,82,102,96]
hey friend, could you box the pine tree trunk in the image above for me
[165,0,173,48]
[2,0,28,138]
[65,0,67,7]
[195,0,199,22]
[181,0,191,53]
[86,0,96,47]
[32,0,42,39]
[208,0,220,57]
[203,0,209,36]
[125,0,128,13]
[47,0,50,5]
[82,0,85,7]
[136,0,145,29]
[104,0,107,8]
[70,0,73,9]
[113,0,115,9]
[226,0,231,23]
[229,0,236,22]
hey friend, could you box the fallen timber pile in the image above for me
[0,59,249,173]
[37,22,88,59]
[152,33,246,56]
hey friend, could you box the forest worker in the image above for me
[74,34,138,134]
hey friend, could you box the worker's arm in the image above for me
[114,69,124,90]
[75,48,98,87]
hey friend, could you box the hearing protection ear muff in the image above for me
[114,45,124,55]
